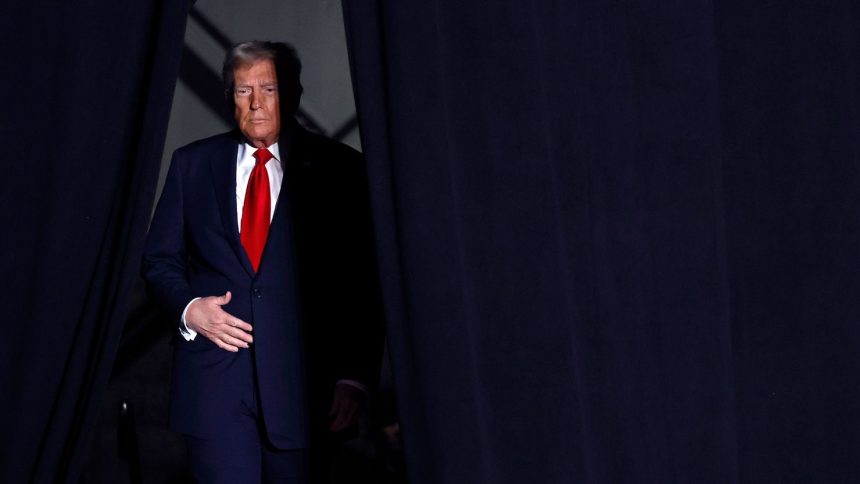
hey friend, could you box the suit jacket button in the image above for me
[253,288,262,299]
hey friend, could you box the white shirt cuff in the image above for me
[336,379,369,394]
[179,297,201,341]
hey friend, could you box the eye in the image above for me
[235,87,252,97]
[264,86,278,95]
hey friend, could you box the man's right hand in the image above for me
[185,291,253,352]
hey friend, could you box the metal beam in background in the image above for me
[179,45,234,126]
[188,6,233,50]
[331,115,359,143]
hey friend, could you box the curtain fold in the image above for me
[0,1,191,481]
[344,1,860,482]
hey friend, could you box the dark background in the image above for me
[2,0,860,483]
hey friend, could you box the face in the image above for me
[233,59,281,148]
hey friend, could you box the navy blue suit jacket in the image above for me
[142,123,383,450]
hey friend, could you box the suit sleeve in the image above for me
[141,151,196,326]
[332,151,386,389]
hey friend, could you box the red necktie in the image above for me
[241,148,273,272]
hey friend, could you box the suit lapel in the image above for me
[268,123,302,234]
[210,132,256,277]
[259,123,312,283]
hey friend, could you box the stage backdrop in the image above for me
[343,1,860,483]
[0,0,191,482]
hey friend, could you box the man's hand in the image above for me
[328,383,368,432]
[185,291,253,352]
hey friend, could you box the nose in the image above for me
[249,91,261,110]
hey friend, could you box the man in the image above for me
[142,41,383,483]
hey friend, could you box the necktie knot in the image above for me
[254,147,274,166]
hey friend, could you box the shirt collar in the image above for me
[238,141,281,164]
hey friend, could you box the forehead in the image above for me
[233,59,278,85]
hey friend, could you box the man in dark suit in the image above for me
[142,41,383,483]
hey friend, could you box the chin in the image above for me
[244,129,275,144]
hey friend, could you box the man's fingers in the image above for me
[332,413,348,431]
[220,333,250,349]
[189,292,255,351]
[226,316,253,333]
[329,404,347,431]
[329,397,341,417]
[222,316,253,343]
[216,291,232,305]
[214,339,240,353]
[330,406,358,431]
[330,412,346,431]
[225,326,254,344]
[329,394,362,431]
[206,320,252,346]
[343,402,359,425]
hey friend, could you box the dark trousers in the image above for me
[185,433,308,484]
[184,352,309,484]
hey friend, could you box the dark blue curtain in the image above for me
[0,1,190,481]
[343,1,860,482]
